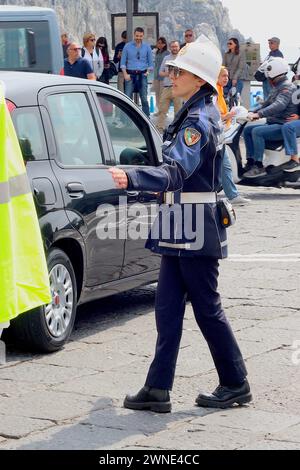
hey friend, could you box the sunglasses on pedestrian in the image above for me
[227,42,234,46]
[70,47,81,51]
[89,38,96,42]
[185,33,193,37]
[168,66,185,78]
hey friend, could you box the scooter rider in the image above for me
[243,58,298,178]
[109,36,251,412]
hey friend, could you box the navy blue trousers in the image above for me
[145,255,247,390]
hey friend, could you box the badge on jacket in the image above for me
[184,128,201,147]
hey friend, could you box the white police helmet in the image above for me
[265,57,289,79]
[165,35,222,92]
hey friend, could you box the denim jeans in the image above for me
[224,79,244,97]
[243,123,284,162]
[222,147,239,200]
[281,120,300,156]
[124,74,150,117]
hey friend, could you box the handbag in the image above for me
[107,61,118,79]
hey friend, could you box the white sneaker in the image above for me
[230,195,251,206]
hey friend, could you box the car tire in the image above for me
[10,248,77,353]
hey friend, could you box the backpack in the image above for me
[107,61,118,79]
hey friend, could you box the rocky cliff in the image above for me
[0,0,245,51]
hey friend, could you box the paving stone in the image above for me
[0,414,54,439]
[265,423,300,443]
[0,391,112,421]
[122,422,256,450]
[0,421,146,450]
[191,408,300,434]
[238,440,300,450]
[33,343,139,371]
[53,370,144,399]
[0,362,96,385]
[0,379,45,398]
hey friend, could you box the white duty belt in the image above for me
[163,192,217,205]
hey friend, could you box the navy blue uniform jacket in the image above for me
[125,87,227,259]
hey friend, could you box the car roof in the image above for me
[0,6,54,15]
[0,71,110,107]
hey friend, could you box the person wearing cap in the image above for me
[109,36,251,413]
[262,37,284,99]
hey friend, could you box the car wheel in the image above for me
[10,248,77,353]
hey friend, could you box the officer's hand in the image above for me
[108,167,129,189]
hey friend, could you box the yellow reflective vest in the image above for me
[0,83,51,323]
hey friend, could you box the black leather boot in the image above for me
[196,379,252,409]
[124,386,171,413]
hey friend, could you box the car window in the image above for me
[12,107,47,161]
[47,92,103,166]
[0,21,53,73]
[97,95,152,166]
[0,27,29,69]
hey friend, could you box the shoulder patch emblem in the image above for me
[184,128,201,147]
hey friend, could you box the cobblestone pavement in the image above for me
[0,186,299,450]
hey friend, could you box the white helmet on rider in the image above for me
[165,34,222,92]
[265,57,289,80]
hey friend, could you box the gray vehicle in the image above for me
[0,6,63,74]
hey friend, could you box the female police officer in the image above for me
[109,36,252,413]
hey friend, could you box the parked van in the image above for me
[0,6,63,74]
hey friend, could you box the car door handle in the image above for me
[66,182,84,198]
[126,191,139,197]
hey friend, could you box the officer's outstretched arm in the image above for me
[119,127,206,193]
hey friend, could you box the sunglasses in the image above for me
[89,38,96,42]
[185,34,193,37]
[227,42,234,46]
[168,65,184,78]
[70,47,81,51]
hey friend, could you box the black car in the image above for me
[2,72,162,352]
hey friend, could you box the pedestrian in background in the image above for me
[223,38,245,98]
[113,30,127,93]
[216,67,251,205]
[156,40,182,134]
[64,43,95,80]
[121,27,153,117]
[96,36,110,84]
[110,36,252,413]
[82,32,104,81]
[61,32,70,59]
[152,37,169,113]
[180,28,195,48]
[262,37,284,99]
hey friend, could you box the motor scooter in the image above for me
[224,106,300,188]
